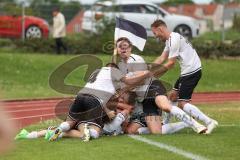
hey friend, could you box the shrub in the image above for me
[0,25,240,58]
[232,13,240,31]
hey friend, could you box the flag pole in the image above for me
[112,41,117,63]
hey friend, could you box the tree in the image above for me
[0,0,16,3]
[213,0,240,3]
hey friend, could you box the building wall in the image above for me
[212,5,224,31]
[66,11,84,34]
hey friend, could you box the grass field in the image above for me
[1,102,239,160]
[0,53,239,100]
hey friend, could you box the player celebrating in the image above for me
[115,37,206,134]
[151,19,218,134]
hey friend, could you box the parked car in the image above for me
[0,15,49,39]
[82,0,200,38]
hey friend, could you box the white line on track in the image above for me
[8,112,66,120]
[129,135,209,160]
[5,107,68,113]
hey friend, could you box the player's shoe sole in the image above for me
[205,120,218,134]
[82,124,90,142]
[192,123,207,134]
[48,128,62,141]
[197,126,207,134]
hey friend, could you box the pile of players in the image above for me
[15,20,218,142]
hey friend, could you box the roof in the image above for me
[225,2,240,9]
[161,4,220,17]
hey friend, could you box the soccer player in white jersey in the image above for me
[151,19,218,134]
[115,37,207,134]
[48,63,151,141]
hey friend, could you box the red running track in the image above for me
[2,92,240,129]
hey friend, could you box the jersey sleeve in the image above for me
[111,68,125,81]
[131,55,148,71]
[168,34,180,59]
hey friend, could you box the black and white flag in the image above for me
[115,17,147,51]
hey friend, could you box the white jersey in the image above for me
[118,54,153,100]
[79,67,124,106]
[118,54,147,74]
[163,32,201,76]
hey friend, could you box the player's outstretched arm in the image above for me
[121,71,152,85]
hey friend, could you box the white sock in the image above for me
[162,101,177,124]
[170,101,178,106]
[162,122,189,134]
[59,122,71,132]
[183,103,211,125]
[26,131,38,139]
[137,127,150,134]
[89,129,99,139]
[103,113,125,133]
[162,111,171,125]
[170,106,196,127]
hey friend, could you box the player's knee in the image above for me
[155,96,172,112]
[59,121,72,132]
[178,101,186,109]
[89,128,99,139]
[169,91,178,102]
[126,127,137,134]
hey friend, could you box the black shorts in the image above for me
[142,80,166,116]
[129,113,147,127]
[173,70,202,101]
[68,94,110,128]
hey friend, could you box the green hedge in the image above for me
[192,39,240,58]
[233,13,240,31]
[1,34,240,58]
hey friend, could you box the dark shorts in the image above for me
[68,94,110,128]
[142,80,166,116]
[130,113,147,127]
[173,70,202,101]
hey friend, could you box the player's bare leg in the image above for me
[145,115,162,134]
[126,122,148,134]
[48,117,77,141]
[155,95,206,134]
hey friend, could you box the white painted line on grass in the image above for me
[129,135,209,160]
[219,124,240,127]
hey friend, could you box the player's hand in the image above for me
[107,110,116,120]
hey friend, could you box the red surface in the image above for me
[2,92,240,129]
[0,15,49,38]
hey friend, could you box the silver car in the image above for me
[82,0,200,38]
